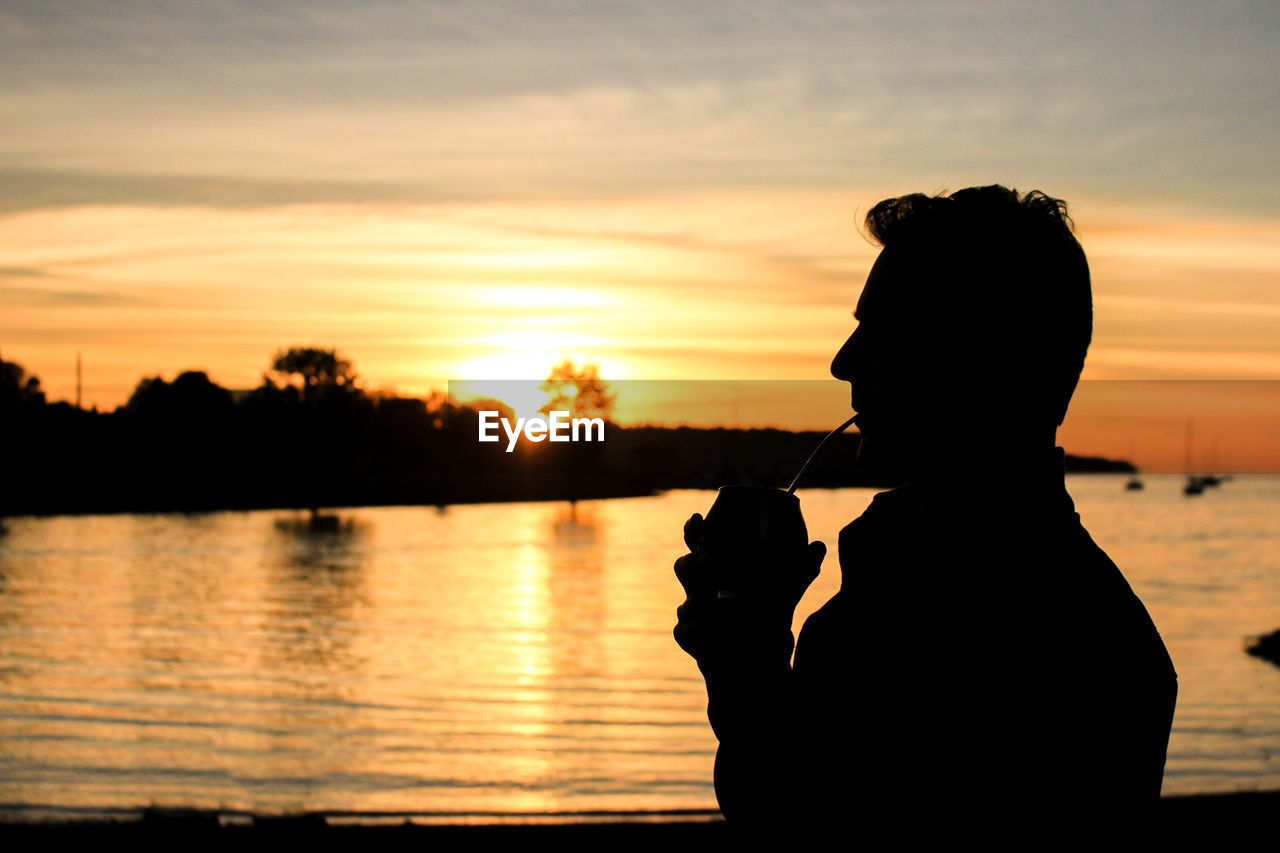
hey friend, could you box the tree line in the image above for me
[0,348,1132,518]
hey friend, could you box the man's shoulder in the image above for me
[836,484,917,557]
[863,482,919,516]
[846,483,918,524]
[1056,517,1151,605]
[1065,523,1175,645]
[793,590,847,680]
[798,589,844,637]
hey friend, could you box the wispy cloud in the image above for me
[2,1,1277,213]
[0,284,147,306]
[0,168,459,213]
[0,263,150,305]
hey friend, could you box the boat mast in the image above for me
[1184,418,1193,476]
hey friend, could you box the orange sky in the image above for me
[2,2,1278,470]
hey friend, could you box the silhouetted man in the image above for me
[674,186,1177,838]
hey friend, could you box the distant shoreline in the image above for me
[2,384,1141,520]
[0,457,1143,521]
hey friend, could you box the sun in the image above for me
[447,329,629,421]
[448,378,550,422]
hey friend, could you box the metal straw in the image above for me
[786,415,857,494]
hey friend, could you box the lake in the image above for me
[2,476,1279,820]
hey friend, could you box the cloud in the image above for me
[0,262,151,306]
[1,2,1276,215]
[0,265,53,278]
[0,169,457,213]
[0,283,148,307]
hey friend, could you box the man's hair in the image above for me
[863,185,1092,426]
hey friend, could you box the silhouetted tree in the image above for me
[107,371,238,511]
[424,389,449,429]
[0,353,48,526]
[534,361,615,504]
[267,346,358,406]
[0,352,47,414]
[254,347,370,517]
[538,359,616,420]
[123,371,232,420]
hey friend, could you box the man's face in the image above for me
[830,246,947,479]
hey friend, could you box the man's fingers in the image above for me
[673,621,697,656]
[797,540,826,589]
[676,600,693,624]
[683,513,704,552]
[673,552,704,594]
[808,540,827,567]
[674,600,700,655]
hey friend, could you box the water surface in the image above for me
[2,476,1278,818]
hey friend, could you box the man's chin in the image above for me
[855,433,912,484]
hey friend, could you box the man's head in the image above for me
[830,185,1092,479]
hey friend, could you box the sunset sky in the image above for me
[2,1,1278,466]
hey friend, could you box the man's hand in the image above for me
[673,512,825,666]
[674,511,827,818]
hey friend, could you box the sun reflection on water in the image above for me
[0,479,1277,816]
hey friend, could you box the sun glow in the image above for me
[479,286,614,309]
[437,249,615,270]
[449,378,551,422]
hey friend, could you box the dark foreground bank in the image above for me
[1,793,1276,850]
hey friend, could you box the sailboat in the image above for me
[1199,437,1222,487]
[1124,439,1144,490]
[1183,420,1205,496]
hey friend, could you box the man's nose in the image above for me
[831,330,857,381]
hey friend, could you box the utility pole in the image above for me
[76,351,82,410]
